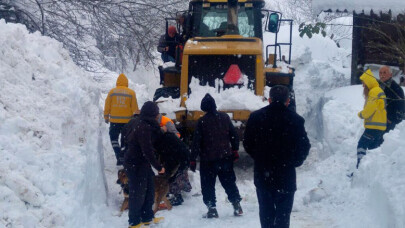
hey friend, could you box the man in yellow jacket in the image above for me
[357,69,387,168]
[104,73,139,165]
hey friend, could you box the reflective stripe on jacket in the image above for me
[159,114,180,138]
[358,69,387,131]
[104,74,139,123]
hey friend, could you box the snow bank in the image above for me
[0,20,105,227]
[313,0,405,16]
[304,85,405,228]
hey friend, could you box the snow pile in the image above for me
[0,20,106,227]
[312,0,405,16]
[185,77,268,111]
[298,85,405,228]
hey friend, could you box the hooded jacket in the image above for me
[104,73,139,123]
[191,94,239,162]
[358,69,387,131]
[124,101,163,171]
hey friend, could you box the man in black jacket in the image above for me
[378,65,405,132]
[243,85,310,228]
[124,101,165,228]
[191,93,242,218]
[157,26,182,63]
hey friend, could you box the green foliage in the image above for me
[299,22,327,39]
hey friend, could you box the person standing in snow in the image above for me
[104,73,139,166]
[124,101,165,228]
[243,85,310,228]
[357,69,387,168]
[157,25,182,63]
[190,93,243,219]
[378,66,405,132]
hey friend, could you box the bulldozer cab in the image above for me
[189,1,264,38]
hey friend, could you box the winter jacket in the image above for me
[124,102,163,171]
[380,78,405,124]
[243,102,310,193]
[104,74,139,123]
[159,114,180,138]
[157,34,182,59]
[191,94,239,162]
[358,70,387,131]
[154,132,190,177]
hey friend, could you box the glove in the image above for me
[232,150,239,162]
[105,119,109,124]
[190,161,196,172]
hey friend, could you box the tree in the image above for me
[0,0,187,72]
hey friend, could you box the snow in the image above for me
[312,0,405,16]
[1,12,405,228]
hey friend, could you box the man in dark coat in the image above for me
[243,85,310,228]
[124,101,165,228]
[190,93,242,218]
[378,65,405,132]
[157,26,182,63]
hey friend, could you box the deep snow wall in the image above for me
[0,20,106,227]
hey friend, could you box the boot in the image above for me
[232,202,243,216]
[203,206,219,218]
[142,217,164,225]
[169,194,184,206]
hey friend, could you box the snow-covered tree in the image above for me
[0,0,187,71]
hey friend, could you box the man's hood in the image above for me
[116,73,128,87]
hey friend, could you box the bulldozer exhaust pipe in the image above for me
[227,0,239,35]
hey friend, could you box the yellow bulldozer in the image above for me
[154,0,295,140]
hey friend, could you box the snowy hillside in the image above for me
[1,11,405,228]
[0,19,107,227]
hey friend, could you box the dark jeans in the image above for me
[357,128,384,168]
[385,121,397,133]
[161,52,175,63]
[256,187,295,228]
[126,165,155,226]
[200,159,241,207]
[109,123,125,163]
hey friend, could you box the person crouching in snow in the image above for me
[190,93,243,218]
[357,69,387,168]
[157,114,191,206]
[124,101,165,228]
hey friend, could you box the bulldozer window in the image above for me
[197,4,255,37]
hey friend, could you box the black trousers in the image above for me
[109,123,125,162]
[256,187,295,228]
[126,165,155,226]
[357,129,384,168]
[200,159,241,207]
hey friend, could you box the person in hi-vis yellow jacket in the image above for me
[104,73,139,165]
[356,69,387,168]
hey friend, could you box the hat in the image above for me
[140,101,159,118]
[201,93,217,113]
[168,26,177,35]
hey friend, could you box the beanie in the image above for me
[200,93,217,113]
[140,101,159,118]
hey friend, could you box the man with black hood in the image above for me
[243,85,310,228]
[191,93,242,219]
[124,101,165,228]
